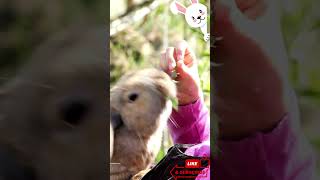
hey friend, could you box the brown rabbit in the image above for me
[0,26,108,180]
[110,68,177,180]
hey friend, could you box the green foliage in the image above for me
[282,0,320,174]
[155,148,165,163]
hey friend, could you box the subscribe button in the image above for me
[170,158,210,179]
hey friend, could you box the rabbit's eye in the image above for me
[199,9,203,13]
[60,99,90,126]
[192,16,195,20]
[128,93,139,102]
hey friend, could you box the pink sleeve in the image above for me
[167,98,210,144]
[167,99,211,180]
[213,115,316,180]
[167,99,315,180]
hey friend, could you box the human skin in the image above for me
[212,0,287,140]
[160,41,202,106]
[162,0,287,140]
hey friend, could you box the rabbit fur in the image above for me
[110,69,177,180]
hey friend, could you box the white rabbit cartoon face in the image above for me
[170,0,208,28]
[185,3,207,28]
[170,0,210,41]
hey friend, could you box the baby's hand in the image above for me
[160,40,201,105]
[214,0,287,139]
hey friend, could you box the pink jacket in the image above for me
[168,99,315,180]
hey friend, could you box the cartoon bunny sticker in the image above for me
[170,0,210,41]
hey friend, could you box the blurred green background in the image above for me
[281,0,320,174]
[0,0,319,174]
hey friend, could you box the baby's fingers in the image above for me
[174,40,195,67]
[159,48,176,74]
[166,47,176,71]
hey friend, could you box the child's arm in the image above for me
[214,114,315,180]
[168,98,210,144]
[160,40,210,145]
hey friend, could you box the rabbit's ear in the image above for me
[154,78,176,101]
[189,0,198,4]
[170,1,186,15]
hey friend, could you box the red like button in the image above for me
[185,159,201,168]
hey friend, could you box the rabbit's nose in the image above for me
[111,111,123,130]
[197,16,201,19]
